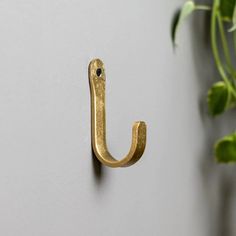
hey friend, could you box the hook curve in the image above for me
[88,58,147,168]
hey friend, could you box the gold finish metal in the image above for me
[88,58,147,168]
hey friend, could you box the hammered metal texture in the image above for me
[88,58,147,168]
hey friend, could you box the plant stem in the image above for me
[211,0,236,97]
[211,0,229,83]
[195,5,211,11]
[217,12,235,74]
[234,31,236,57]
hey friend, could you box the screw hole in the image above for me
[96,68,102,77]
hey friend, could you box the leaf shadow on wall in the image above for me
[190,5,236,236]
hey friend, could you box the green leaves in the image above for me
[171,1,210,46]
[172,1,236,165]
[207,81,236,116]
[215,133,236,163]
[220,0,236,31]
[172,1,196,45]
[207,81,230,116]
[220,0,236,21]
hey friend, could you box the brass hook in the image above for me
[88,58,147,168]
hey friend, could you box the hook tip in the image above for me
[132,120,147,147]
[133,121,147,133]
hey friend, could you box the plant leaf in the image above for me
[220,0,236,21]
[171,1,196,46]
[207,81,230,116]
[215,133,236,163]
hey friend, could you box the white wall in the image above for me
[0,0,235,235]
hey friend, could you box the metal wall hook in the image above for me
[88,58,147,168]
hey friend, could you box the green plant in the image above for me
[172,0,236,163]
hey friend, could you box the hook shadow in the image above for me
[91,148,105,184]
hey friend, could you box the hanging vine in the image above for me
[172,0,236,163]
